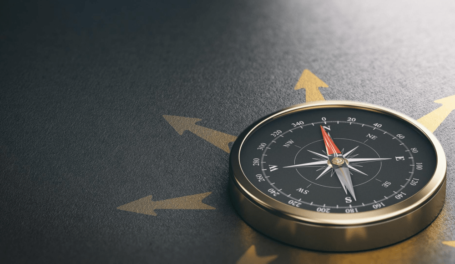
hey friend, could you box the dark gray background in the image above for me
[1,0,454,263]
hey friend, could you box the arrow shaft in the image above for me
[117,192,215,216]
[418,105,454,133]
[189,125,237,153]
[153,193,214,210]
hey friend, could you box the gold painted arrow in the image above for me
[442,241,455,248]
[117,192,215,216]
[163,115,237,153]
[294,69,328,102]
[236,245,278,264]
[418,94,455,133]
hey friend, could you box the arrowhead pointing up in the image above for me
[294,69,328,102]
[163,115,202,135]
[434,94,455,110]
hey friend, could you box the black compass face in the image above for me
[239,107,437,213]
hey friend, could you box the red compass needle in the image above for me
[320,126,341,156]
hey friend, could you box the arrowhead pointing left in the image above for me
[117,195,159,216]
[163,115,202,135]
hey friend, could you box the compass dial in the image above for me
[230,101,446,251]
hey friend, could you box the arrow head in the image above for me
[163,115,202,135]
[434,94,455,110]
[294,69,328,91]
[117,195,158,216]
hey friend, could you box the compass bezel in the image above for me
[230,101,446,250]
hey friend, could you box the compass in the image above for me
[229,101,446,252]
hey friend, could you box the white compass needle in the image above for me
[347,164,368,176]
[315,165,332,180]
[343,146,359,158]
[334,167,357,201]
[307,150,328,160]
[283,160,328,168]
[347,158,392,163]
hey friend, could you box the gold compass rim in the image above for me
[230,100,447,227]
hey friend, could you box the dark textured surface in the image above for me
[1,0,455,263]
